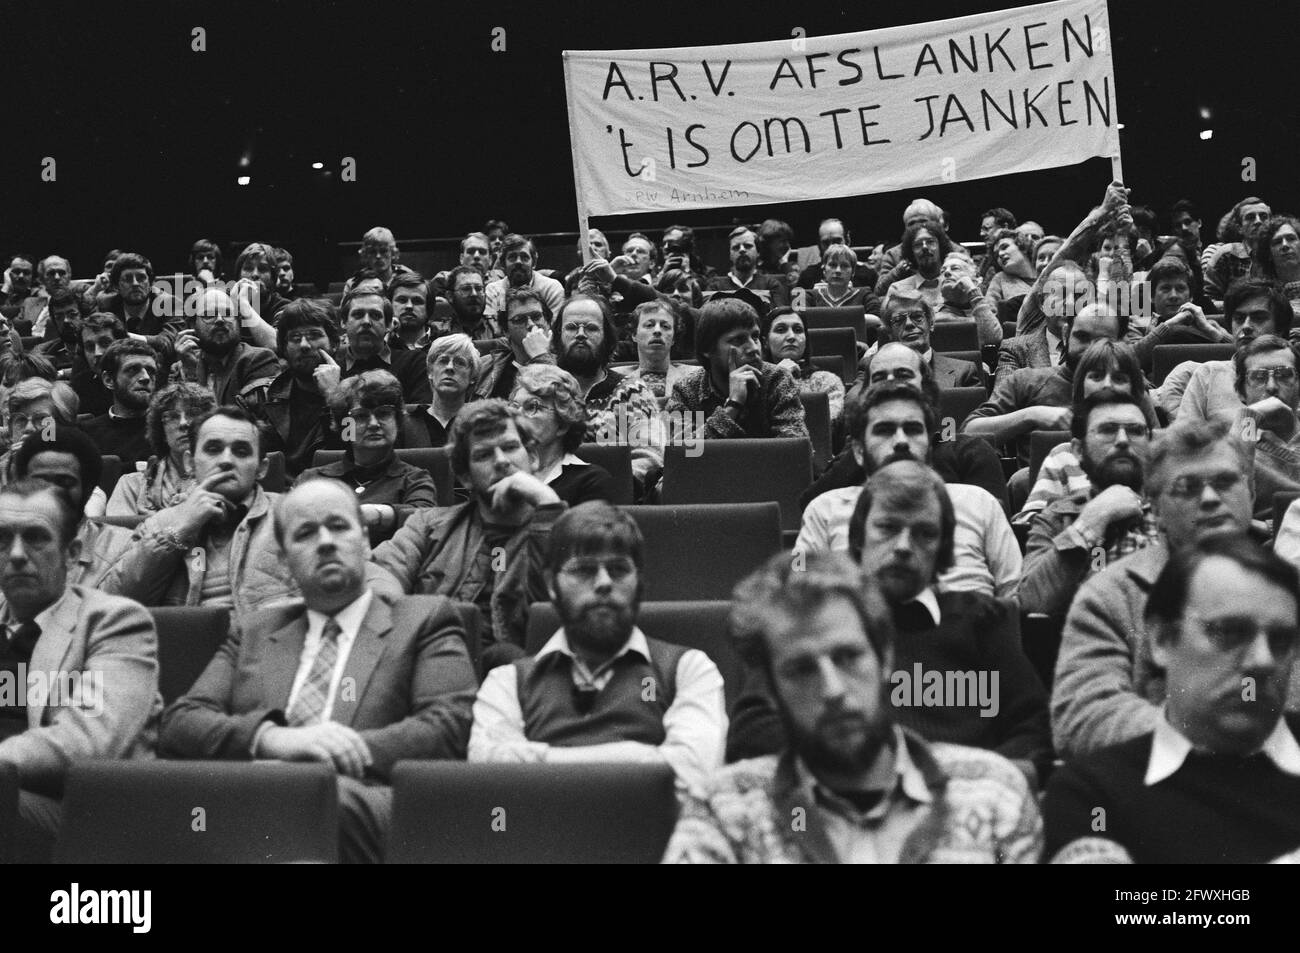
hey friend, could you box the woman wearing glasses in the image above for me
[106,382,216,517]
[509,364,615,506]
[296,370,437,542]
[405,333,479,448]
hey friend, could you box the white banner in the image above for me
[563,0,1119,217]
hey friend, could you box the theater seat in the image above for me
[938,386,986,432]
[98,455,123,498]
[526,600,742,706]
[150,606,231,705]
[930,321,979,352]
[795,306,873,345]
[312,448,454,506]
[661,438,812,534]
[387,762,677,864]
[54,761,339,863]
[1028,430,1071,489]
[0,763,17,864]
[808,327,857,385]
[799,390,832,477]
[260,451,287,493]
[622,502,781,601]
[1151,343,1234,386]
[574,443,634,505]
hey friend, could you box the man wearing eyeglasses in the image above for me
[1020,392,1160,616]
[858,295,981,392]
[474,288,556,401]
[1046,534,1300,863]
[1052,417,1276,761]
[173,287,279,409]
[1232,334,1300,522]
[468,502,726,794]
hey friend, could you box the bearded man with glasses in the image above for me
[468,501,726,795]
[1051,417,1285,761]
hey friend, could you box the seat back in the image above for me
[55,761,339,863]
[387,762,677,864]
[573,443,634,505]
[661,438,812,533]
[99,455,123,498]
[807,327,856,384]
[798,390,832,476]
[312,448,455,505]
[938,386,987,431]
[260,450,287,493]
[1028,430,1071,489]
[796,306,873,345]
[930,321,979,352]
[151,606,232,705]
[623,503,781,600]
[1151,343,1234,386]
[525,600,742,706]
[0,763,16,865]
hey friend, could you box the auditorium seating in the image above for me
[1151,343,1234,386]
[799,390,832,476]
[807,326,857,384]
[661,438,812,535]
[930,321,979,352]
[573,442,634,505]
[526,600,743,706]
[151,606,231,704]
[312,447,455,506]
[796,306,876,346]
[0,764,16,865]
[387,762,677,863]
[55,761,339,863]
[938,386,987,431]
[622,502,781,600]
[1028,430,1071,489]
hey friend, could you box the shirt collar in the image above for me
[922,347,934,364]
[1145,708,1300,785]
[1046,327,1062,353]
[305,587,373,637]
[905,587,942,627]
[535,452,588,486]
[537,625,650,668]
[796,723,933,823]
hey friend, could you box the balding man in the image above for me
[160,477,478,863]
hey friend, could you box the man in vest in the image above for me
[467,501,726,794]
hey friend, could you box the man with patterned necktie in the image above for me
[160,477,478,863]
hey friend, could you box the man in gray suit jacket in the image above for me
[160,477,479,863]
[0,479,162,861]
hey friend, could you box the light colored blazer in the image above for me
[0,586,162,796]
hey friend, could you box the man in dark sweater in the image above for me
[81,339,156,467]
[733,459,1051,786]
[1045,535,1300,863]
[467,501,726,794]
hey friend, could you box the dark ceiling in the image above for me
[3,0,1296,283]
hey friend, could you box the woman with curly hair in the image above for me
[509,364,615,506]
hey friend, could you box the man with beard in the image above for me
[0,255,39,328]
[386,274,431,354]
[335,287,429,403]
[272,247,298,301]
[1046,535,1300,864]
[439,265,499,343]
[468,501,726,793]
[173,287,279,410]
[665,549,1042,863]
[81,339,158,466]
[259,298,345,477]
[703,227,790,308]
[666,296,807,441]
[1205,196,1271,305]
[27,256,74,339]
[797,380,1020,600]
[30,287,84,372]
[102,253,182,356]
[432,232,498,299]
[882,220,955,314]
[160,477,478,864]
[484,234,565,321]
[550,295,663,496]
[1019,391,1159,616]
[368,399,566,667]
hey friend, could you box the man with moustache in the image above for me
[474,288,557,401]
[81,339,158,466]
[664,550,1042,864]
[101,252,183,357]
[1205,196,1271,305]
[173,287,279,409]
[468,502,726,793]
[385,274,432,354]
[883,221,955,314]
[335,287,428,404]
[1019,392,1160,616]
[1046,535,1300,864]
[259,298,345,477]
[439,265,500,343]
[704,227,790,308]
[484,234,565,320]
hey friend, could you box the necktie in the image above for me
[7,622,40,663]
[286,618,342,727]
[1055,338,1067,365]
